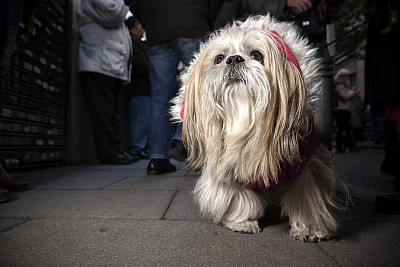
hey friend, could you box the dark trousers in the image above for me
[0,0,25,106]
[383,119,400,176]
[80,72,124,160]
[333,109,354,151]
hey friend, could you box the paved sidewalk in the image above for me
[333,143,398,203]
[0,145,399,266]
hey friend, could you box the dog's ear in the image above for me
[181,52,209,170]
[277,56,310,160]
[254,34,310,182]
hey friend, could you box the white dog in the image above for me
[171,15,339,242]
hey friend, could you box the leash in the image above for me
[318,19,369,52]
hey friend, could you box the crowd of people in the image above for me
[0,0,399,207]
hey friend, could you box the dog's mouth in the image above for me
[225,66,246,85]
[226,74,244,85]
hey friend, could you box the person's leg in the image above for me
[168,122,188,162]
[128,96,150,156]
[146,40,180,174]
[178,38,201,66]
[393,119,400,191]
[382,120,398,176]
[147,41,179,159]
[0,0,26,105]
[173,123,183,141]
[383,119,400,186]
[167,38,202,161]
[111,79,124,153]
[333,110,345,152]
[0,0,29,199]
[80,72,126,161]
[343,111,354,151]
[120,90,131,151]
[374,118,400,214]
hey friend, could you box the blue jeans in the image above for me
[147,38,201,159]
[173,122,183,141]
[121,93,150,155]
[0,0,25,106]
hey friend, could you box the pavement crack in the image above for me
[160,190,178,220]
[316,243,345,266]
[0,218,31,233]
[98,176,130,190]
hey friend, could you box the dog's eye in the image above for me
[214,54,225,65]
[250,51,263,63]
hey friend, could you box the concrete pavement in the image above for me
[0,143,399,266]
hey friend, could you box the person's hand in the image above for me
[352,86,360,95]
[287,0,313,13]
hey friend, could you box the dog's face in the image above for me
[203,29,272,91]
[173,16,323,181]
[201,28,297,92]
[194,29,304,133]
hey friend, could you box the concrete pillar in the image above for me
[314,47,334,150]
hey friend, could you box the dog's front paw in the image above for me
[223,220,261,234]
[289,228,333,243]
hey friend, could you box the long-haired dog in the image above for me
[171,15,339,242]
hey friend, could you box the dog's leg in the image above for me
[221,185,267,233]
[194,171,266,234]
[280,145,338,242]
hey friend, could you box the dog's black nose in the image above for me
[226,55,245,65]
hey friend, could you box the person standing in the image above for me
[78,0,134,165]
[122,16,150,160]
[350,93,365,145]
[332,68,359,153]
[126,0,224,174]
[366,0,400,213]
[0,0,33,203]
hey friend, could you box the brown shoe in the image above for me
[0,186,9,203]
[0,165,29,192]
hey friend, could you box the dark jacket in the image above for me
[213,0,249,30]
[124,34,150,97]
[245,0,287,19]
[125,0,224,48]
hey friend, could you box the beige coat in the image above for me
[78,0,132,82]
[335,82,356,110]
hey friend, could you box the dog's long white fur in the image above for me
[171,15,339,241]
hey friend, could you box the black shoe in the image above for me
[124,153,139,163]
[147,159,176,175]
[100,154,133,165]
[167,140,187,162]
